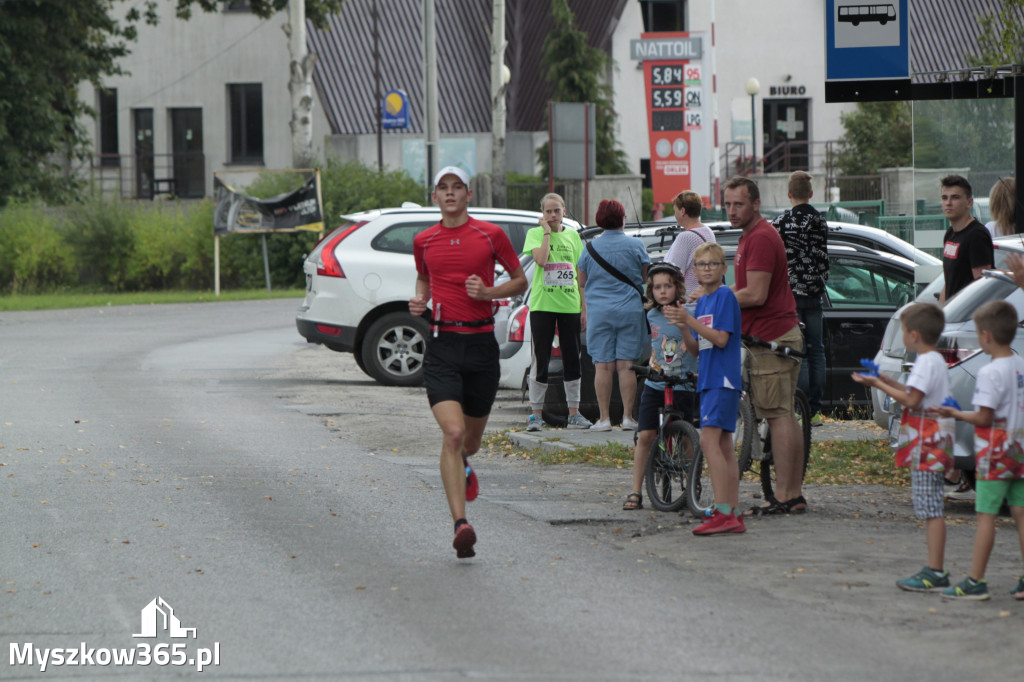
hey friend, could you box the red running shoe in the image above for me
[693,509,743,536]
[453,523,477,558]
[465,463,479,502]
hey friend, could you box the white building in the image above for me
[82,1,329,199]
[612,0,856,200]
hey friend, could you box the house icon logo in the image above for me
[133,597,197,639]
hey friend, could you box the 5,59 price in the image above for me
[651,87,683,109]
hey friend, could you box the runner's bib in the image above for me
[542,262,575,287]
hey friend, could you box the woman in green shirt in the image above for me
[524,194,591,431]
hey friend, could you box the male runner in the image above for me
[410,166,527,558]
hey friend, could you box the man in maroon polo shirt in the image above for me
[726,177,806,516]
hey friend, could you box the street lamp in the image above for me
[745,77,760,174]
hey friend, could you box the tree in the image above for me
[537,0,629,177]
[833,102,913,176]
[0,1,136,206]
[0,0,345,207]
[972,0,1024,66]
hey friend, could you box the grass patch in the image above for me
[487,432,909,488]
[484,433,636,468]
[0,289,305,311]
[805,438,908,487]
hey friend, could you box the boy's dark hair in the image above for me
[788,171,813,201]
[901,302,945,345]
[940,174,973,198]
[973,300,1018,346]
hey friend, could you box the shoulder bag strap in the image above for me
[586,242,645,302]
[586,241,650,334]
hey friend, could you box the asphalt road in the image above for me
[1,299,1019,681]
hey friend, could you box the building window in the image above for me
[98,88,119,167]
[229,83,263,164]
[639,0,687,32]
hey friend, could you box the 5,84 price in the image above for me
[651,66,683,86]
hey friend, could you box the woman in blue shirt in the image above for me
[577,199,650,432]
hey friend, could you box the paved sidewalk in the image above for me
[506,416,887,452]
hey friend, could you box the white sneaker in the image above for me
[589,418,612,432]
[621,417,638,431]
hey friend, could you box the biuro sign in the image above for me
[633,32,707,206]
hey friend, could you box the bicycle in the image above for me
[686,335,811,516]
[630,365,702,512]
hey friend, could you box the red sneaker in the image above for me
[693,509,742,536]
[729,512,746,534]
[465,463,479,502]
[453,522,477,558]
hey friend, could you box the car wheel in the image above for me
[360,313,429,386]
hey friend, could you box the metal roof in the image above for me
[307,0,627,135]
[911,0,1024,80]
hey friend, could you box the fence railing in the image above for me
[88,153,206,200]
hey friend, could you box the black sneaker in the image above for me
[945,480,975,501]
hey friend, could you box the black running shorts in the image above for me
[424,332,500,418]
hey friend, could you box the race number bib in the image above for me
[542,262,575,287]
[697,314,713,351]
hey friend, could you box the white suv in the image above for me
[296,206,578,386]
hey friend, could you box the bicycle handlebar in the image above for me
[630,364,697,386]
[741,334,806,359]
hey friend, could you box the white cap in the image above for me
[433,166,470,187]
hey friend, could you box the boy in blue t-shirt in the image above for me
[668,242,744,535]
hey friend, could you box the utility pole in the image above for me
[285,0,316,169]
[423,0,439,189]
[491,0,508,207]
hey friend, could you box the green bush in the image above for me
[64,199,137,291]
[319,158,427,223]
[0,203,76,293]
[0,159,427,295]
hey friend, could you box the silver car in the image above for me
[871,236,1024,426]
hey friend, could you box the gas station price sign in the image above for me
[632,32,707,206]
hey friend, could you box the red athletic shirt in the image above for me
[413,216,520,333]
[734,218,798,341]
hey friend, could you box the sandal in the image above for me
[745,496,807,517]
[622,492,643,510]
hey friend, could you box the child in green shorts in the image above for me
[933,300,1024,601]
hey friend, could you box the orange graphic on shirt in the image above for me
[895,410,953,473]
[974,424,1024,481]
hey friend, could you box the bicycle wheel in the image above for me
[645,419,700,512]
[759,389,812,502]
[734,394,756,474]
[686,447,714,518]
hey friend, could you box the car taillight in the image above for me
[316,221,366,278]
[939,345,979,367]
[508,306,529,342]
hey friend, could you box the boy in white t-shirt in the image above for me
[933,300,1024,601]
[854,303,953,592]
